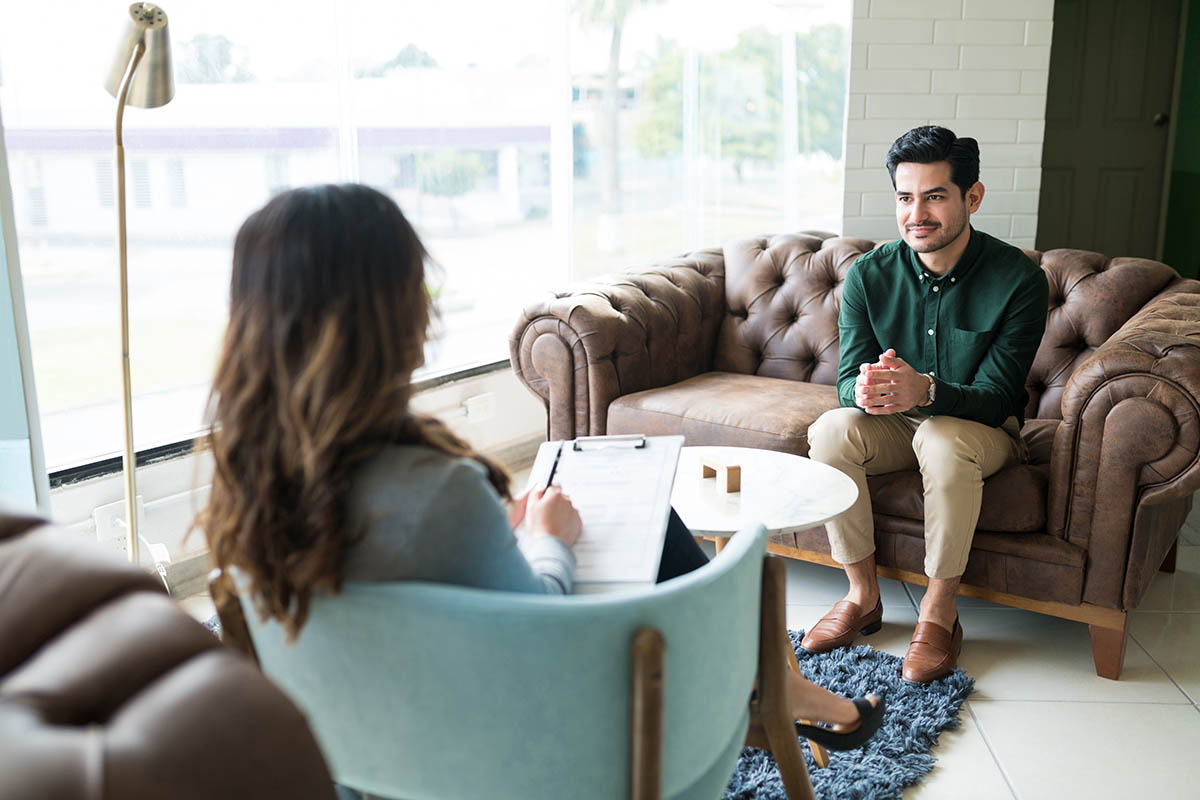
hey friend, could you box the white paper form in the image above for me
[525,435,683,590]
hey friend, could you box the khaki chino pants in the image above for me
[808,407,1025,579]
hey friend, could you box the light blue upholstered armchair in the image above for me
[215,523,815,800]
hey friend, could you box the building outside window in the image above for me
[24,158,47,228]
[131,159,152,209]
[0,0,849,473]
[167,157,187,209]
[95,159,114,209]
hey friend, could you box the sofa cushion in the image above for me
[608,371,840,455]
[792,519,1086,606]
[865,419,1060,533]
[619,371,1060,534]
[867,464,1050,533]
[614,381,1064,530]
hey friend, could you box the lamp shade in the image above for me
[104,3,174,109]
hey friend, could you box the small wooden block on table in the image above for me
[700,457,741,493]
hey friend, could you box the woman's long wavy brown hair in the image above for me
[200,184,510,639]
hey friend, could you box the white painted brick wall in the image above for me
[843,0,1054,249]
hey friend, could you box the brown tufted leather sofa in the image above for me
[510,232,1200,679]
[0,512,336,800]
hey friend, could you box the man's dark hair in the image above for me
[885,125,980,196]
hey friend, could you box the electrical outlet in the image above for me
[462,392,496,422]
[92,496,146,562]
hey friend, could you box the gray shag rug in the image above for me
[724,630,974,800]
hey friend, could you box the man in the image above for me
[801,125,1048,683]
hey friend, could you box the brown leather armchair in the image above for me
[510,233,1200,679]
[0,512,336,800]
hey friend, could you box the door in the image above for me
[1036,0,1182,257]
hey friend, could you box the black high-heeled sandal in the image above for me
[794,695,885,751]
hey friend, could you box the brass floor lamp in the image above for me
[103,3,174,564]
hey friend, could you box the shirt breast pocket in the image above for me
[947,327,995,380]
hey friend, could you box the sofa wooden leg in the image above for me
[1160,540,1178,574]
[1088,615,1128,680]
[714,537,730,554]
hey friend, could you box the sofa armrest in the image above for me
[509,250,726,440]
[1049,290,1200,608]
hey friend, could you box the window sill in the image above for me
[48,358,513,489]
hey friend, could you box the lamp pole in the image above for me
[104,2,173,564]
[114,40,146,564]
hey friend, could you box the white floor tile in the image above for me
[1181,524,1200,547]
[1135,545,1200,612]
[781,556,913,608]
[1183,494,1200,529]
[1181,497,1200,545]
[970,700,1200,800]
[1130,611,1200,704]
[903,702,1014,800]
[786,602,920,659]
[956,608,1189,703]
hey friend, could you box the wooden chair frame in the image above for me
[743,556,820,800]
[617,555,822,800]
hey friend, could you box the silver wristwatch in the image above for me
[920,373,936,406]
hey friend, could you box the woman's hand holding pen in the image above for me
[508,484,582,547]
[525,486,582,548]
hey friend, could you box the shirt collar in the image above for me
[905,225,984,282]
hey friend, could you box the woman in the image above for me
[201,184,881,753]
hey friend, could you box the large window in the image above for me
[0,0,849,471]
[570,0,850,279]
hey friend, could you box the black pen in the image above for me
[545,442,565,488]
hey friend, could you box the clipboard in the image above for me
[525,434,684,592]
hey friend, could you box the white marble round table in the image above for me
[670,446,859,538]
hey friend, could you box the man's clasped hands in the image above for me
[854,348,934,414]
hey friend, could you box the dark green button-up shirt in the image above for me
[837,227,1048,428]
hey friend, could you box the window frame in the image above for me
[47,356,513,488]
[0,116,51,512]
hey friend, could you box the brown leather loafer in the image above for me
[799,598,884,653]
[901,617,963,684]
